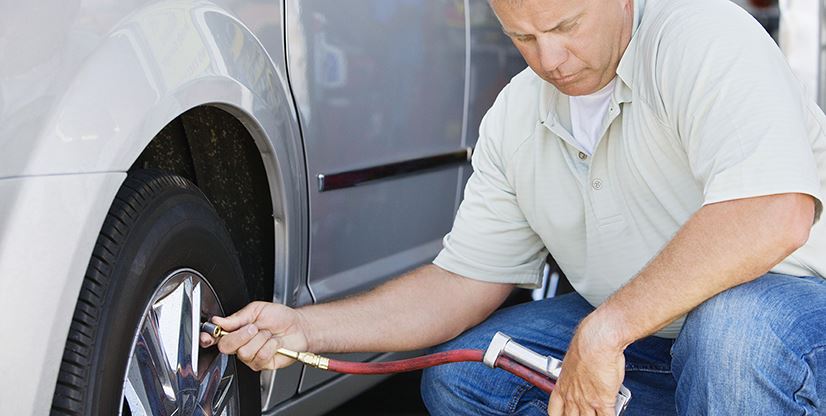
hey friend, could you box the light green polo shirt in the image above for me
[434,0,826,338]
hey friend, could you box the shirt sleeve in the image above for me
[433,85,547,288]
[658,1,823,223]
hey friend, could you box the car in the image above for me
[0,0,525,415]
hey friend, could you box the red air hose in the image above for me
[493,356,556,394]
[325,349,555,394]
[200,322,556,394]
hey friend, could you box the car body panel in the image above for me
[284,0,470,391]
[0,0,294,177]
[0,173,124,415]
[286,0,468,305]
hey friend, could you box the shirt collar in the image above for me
[616,0,645,95]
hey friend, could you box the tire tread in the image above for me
[50,170,205,415]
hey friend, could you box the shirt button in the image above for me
[578,152,588,160]
[591,178,603,190]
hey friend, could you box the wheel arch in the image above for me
[49,0,312,308]
[5,0,310,302]
[129,103,307,306]
[0,3,309,412]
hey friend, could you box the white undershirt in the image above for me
[569,78,616,155]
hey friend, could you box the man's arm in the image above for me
[548,192,815,415]
[203,264,513,371]
[300,264,513,353]
[592,192,814,347]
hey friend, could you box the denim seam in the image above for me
[669,338,678,358]
[507,381,534,414]
[626,363,671,373]
[792,344,826,412]
[802,344,826,358]
[529,399,549,413]
[625,367,672,374]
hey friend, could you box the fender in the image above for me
[0,1,307,413]
[4,1,303,181]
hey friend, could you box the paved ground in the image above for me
[325,371,428,415]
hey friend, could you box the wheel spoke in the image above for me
[175,275,200,380]
[122,270,240,416]
[124,309,177,416]
[197,354,237,415]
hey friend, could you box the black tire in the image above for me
[50,169,260,415]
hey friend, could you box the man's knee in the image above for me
[420,316,547,415]
[674,275,822,369]
[420,326,504,414]
[671,274,826,411]
[422,356,545,416]
[420,294,591,414]
[673,276,790,377]
[421,361,480,413]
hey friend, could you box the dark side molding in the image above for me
[317,147,473,192]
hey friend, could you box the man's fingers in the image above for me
[212,302,263,332]
[217,324,259,355]
[271,353,297,369]
[199,332,215,348]
[252,337,285,370]
[236,330,273,364]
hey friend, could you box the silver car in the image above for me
[0,0,524,414]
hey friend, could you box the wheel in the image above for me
[51,169,260,415]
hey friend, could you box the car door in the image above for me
[283,0,525,396]
[286,0,468,306]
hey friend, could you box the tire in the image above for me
[50,169,260,415]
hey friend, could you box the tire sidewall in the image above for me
[83,173,258,414]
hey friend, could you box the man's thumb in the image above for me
[212,302,260,331]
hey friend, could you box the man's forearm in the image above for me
[591,193,815,348]
[296,264,513,353]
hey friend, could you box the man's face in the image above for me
[491,0,633,96]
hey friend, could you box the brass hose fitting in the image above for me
[200,322,329,369]
[293,351,330,370]
[201,321,228,338]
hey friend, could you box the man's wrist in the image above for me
[295,307,320,352]
[581,306,636,351]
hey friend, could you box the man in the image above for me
[202,0,826,413]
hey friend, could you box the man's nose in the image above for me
[536,37,567,74]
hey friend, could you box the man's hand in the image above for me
[199,301,310,371]
[548,314,627,416]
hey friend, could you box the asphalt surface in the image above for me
[325,371,428,415]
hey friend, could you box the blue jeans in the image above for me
[421,273,826,415]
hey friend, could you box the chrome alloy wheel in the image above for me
[120,269,240,416]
